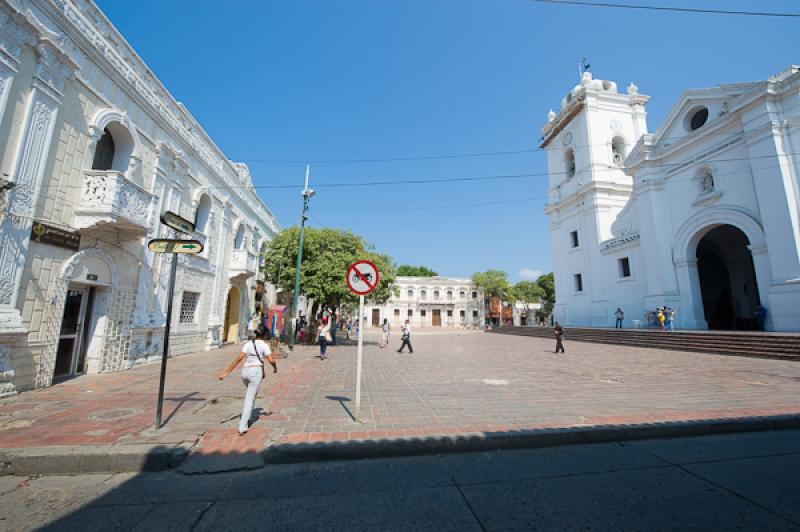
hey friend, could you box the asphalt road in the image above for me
[1,429,799,531]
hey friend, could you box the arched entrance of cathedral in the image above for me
[224,287,240,343]
[696,225,760,330]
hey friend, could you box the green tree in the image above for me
[535,272,556,317]
[262,227,397,320]
[472,270,510,325]
[472,269,510,299]
[510,280,544,303]
[396,264,439,277]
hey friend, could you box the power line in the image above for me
[237,149,539,165]
[315,196,548,213]
[528,0,800,18]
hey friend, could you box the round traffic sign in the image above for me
[347,260,380,295]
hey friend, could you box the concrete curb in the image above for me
[2,415,799,475]
[0,443,191,476]
[262,414,800,464]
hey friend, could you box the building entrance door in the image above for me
[54,288,90,378]
[224,287,241,343]
[371,309,380,327]
[697,224,760,330]
[432,309,442,327]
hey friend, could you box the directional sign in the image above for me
[347,260,380,295]
[148,239,204,254]
[160,211,195,234]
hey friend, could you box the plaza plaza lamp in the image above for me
[289,164,314,350]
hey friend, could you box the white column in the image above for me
[0,41,77,395]
[209,200,230,326]
[132,176,166,327]
[674,259,707,330]
[749,245,775,331]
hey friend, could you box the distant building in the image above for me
[542,68,800,331]
[364,276,484,328]
[0,0,279,396]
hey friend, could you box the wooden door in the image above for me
[432,309,442,327]
[372,308,380,327]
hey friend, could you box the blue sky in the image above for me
[96,0,799,282]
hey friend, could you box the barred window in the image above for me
[180,291,200,323]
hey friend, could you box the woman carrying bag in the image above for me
[218,328,277,435]
[317,316,332,360]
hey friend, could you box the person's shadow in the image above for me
[325,395,356,422]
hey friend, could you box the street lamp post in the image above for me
[289,164,314,350]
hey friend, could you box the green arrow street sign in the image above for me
[160,211,195,234]
[147,239,204,254]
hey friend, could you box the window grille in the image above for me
[180,291,200,323]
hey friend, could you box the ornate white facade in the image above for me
[0,0,280,395]
[543,68,800,332]
[364,276,484,329]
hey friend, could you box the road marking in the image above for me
[483,379,508,385]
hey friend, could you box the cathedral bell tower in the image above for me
[541,71,649,326]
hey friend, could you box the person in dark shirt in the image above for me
[554,322,565,353]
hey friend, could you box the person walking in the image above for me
[665,307,675,331]
[379,318,390,348]
[397,320,413,353]
[614,308,624,329]
[330,312,338,346]
[218,328,277,436]
[317,317,332,360]
[554,322,565,353]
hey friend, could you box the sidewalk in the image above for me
[2,330,800,474]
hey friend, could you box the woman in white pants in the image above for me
[218,328,277,435]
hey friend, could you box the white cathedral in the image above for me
[543,67,800,332]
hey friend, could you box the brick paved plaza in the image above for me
[2,330,800,465]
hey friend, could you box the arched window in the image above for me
[233,224,245,250]
[195,194,211,234]
[460,291,465,300]
[421,290,427,300]
[407,289,413,299]
[565,148,576,178]
[611,137,625,167]
[447,290,453,300]
[92,128,115,170]
[91,121,135,173]
[433,290,440,301]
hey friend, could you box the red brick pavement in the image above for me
[1,330,800,459]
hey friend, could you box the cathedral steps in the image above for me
[491,327,800,361]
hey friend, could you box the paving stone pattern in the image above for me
[1,331,800,458]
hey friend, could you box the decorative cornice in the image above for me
[38,0,281,233]
[600,232,640,253]
[0,6,36,70]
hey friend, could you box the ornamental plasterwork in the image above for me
[601,232,641,253]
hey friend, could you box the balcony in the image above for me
[229,249,258,280]
[74,170,153,239]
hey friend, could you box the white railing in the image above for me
[229,249,258,279]
[74,170,153,237]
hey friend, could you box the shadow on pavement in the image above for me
[325,395,356,422]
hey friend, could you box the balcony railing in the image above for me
[74,170,153,238]
[229,249,258,280]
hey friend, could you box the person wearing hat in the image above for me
[317,316,332,360]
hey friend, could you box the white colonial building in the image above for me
[0,0,280,396]
[543,67,800,332]
[364,276,484,329]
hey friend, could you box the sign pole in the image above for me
[155,252,178,430]
[355,293,364,419]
